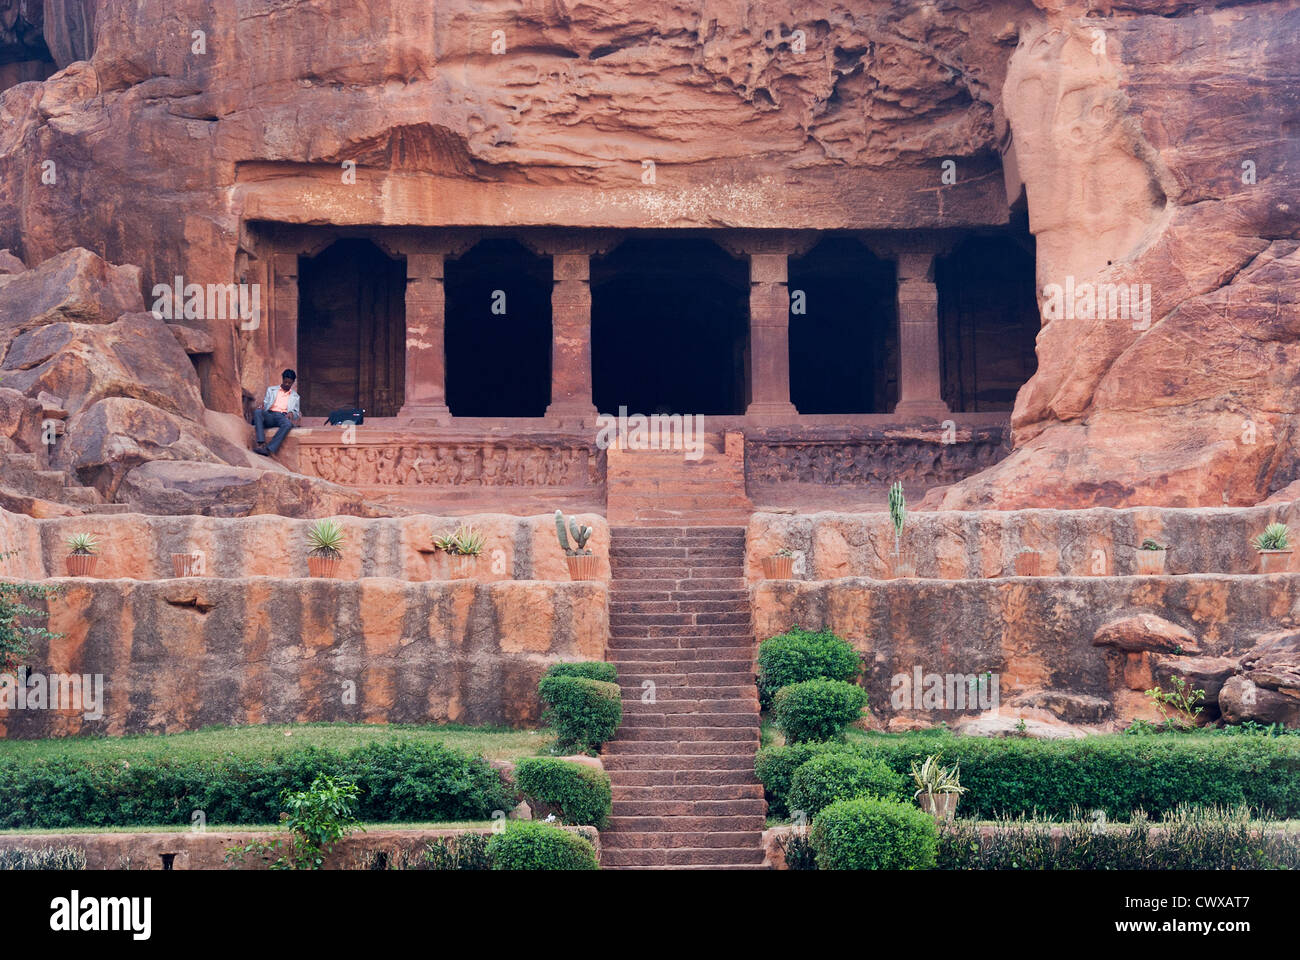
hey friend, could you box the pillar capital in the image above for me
[715,229,818,260]
[517,229,623,259]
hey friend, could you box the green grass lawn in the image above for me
[0,722,553,764]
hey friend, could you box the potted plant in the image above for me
[887,481,916,578]
[64,533,99,577]
[1135,537,1168,575]
[1013,549,1042,577]
[1251,522,1293,574]
[555,510,598,580]
[911,754,966,821]
[170,550,204,578]
[761,547,795,580]
[433,524,486,579]
[306,519,345,578]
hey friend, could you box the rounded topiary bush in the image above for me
[771,679,868,743]
[538,675,623,753]
[787,752,907,818]
[757,627,861,708]
[809,797,938,870]
[513,757,612,828]
[486,821,599,870]
[543,661,618,684]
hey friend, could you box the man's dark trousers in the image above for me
[254,409,294,453]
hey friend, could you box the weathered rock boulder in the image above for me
[0,386,44,454]
[1093,614,1200,656]
[0,247,142,339]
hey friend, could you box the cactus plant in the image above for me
[888,482,906,557]
[555,510,593,556]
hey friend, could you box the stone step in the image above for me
[600,829,761,849]
[608,771,759,788]
[614,684,757,701]
[609,636,755,652]
[611,536,746,550]
[610,578,748,593]
[611,565,747,579]
[601,754,755,772]
[609,600,749,616]
[608,646,755,662]
[613,726,758,743]
[609,588,748,603]
[612,784,765,802]
[611,660,753,675]
[611,623,752,640]
[604,815,767,832]
[601,847,767,868]
[610,526,746,537]
[602,740,758,756]
[610,546,744,560]
[619,697,759,715]
[611,798,767,818]
[618,711,757,727]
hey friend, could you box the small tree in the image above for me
[0,553,61,672]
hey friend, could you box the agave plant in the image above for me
[1251,522,1291,551]
[910,754,967,800]
[433,524,485,557]
[306,519,345,560]
[65,533,99,556]
[1140,538,1166,551]
[775,547,795,558]
[555,510,593,557]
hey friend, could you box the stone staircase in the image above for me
[605,431,752,527]
[601,525,767,869]
[0,451,130,514]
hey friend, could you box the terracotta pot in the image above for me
[1013,551,1042,577]
[448,554,480,580]
[918,793,960,821]
[761,555,795,579]
[887,545,917,579]
[565,554,600,581]
[1134,549,1167,575]
[64,553,98,577]
[171,552,204,577]
[1258,549,1293,574]
[308,554,341,578]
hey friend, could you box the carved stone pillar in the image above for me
[718,231,815,424]
[546,252,598,424]
[399,251,451,423]
[892,247,950,419]
[271,252,299,376]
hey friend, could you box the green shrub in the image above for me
[757,627,860,708]
[771,679,867,743]
[787,752,907,818]
[544,661,618,684]
[856,732,1300,821]
[809,797,938,870]
[937,806,1300,870]
[486,821,599,870]
[0,741,512,829]
[0,846,86,870]
[513,758,612,828]
[755,742,854,818]
[538,675,622,753]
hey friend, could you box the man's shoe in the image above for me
[253,445,271,456]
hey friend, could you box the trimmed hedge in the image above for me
[810,797,938,870]
[544,661,618,684]
[487,821,599,870]
[0,741,513,829]
[771,679,867,743]
[513,758,612,828]
[757,627,860,708]
[787,752,907,818]
[757,733,1300,821]
[539,675,622,753]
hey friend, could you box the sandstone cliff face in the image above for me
[936,3,1300,508]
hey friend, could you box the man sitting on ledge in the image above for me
[253,369,301,456]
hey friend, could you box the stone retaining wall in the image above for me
[0,825,601,870]
[0,510,609,582]
[1,577,607,736]
[753,574,1299,728]
[747,505,1300,582]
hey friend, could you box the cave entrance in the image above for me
[788,237,898,414]
[297,239,406,418]
[591,237,750,416]
[444,238,552,417]
[937,231,1039,412]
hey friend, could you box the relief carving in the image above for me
[300,441,603,487]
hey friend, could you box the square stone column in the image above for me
[893,249,950,419]
[398,251,451,423]
[270,252,300,377]
[545,252,598,425]
[745,252,799,422]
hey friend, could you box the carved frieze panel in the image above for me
[298,440,605,487]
